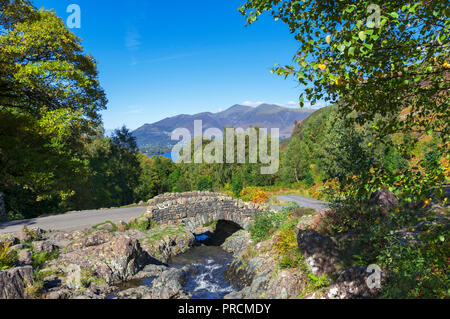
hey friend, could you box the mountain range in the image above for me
[132,104,317,147]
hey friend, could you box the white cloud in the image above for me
[240,100,327,109]
[242,101,267,107]
[125,27,141,51]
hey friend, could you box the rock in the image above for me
[138,226,195,263]
[95,222,116,232]
[14,231,31,243]
[297,229,341,276]
[265,269,306,299]
[0,234,18,246]
[44,231,72,250]
[10,244,26,251]
[119,267,188,299]
[44,288,71,300]
[118,285,154,299]
[67,230,115,251]
[17,249,33,266]
[221,230,252,257]
[116,220,128,232]
[0,266,34,299]
[58,232,148,284]
[32,241,57,254]
[150,268,188,299]
[369,190,398,212]
[323,266,383,299]
[132,264,168,280]
[63,264,82,289]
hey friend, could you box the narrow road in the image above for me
[273,195,329,211]
[0,206,147,234]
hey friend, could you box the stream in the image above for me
[115,221,243,299]
[168,245,239,299]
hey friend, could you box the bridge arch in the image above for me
[145,191,267,232]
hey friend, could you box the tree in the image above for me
[0,0,107,218]
[109,127,141,206]
[240,0,449,201]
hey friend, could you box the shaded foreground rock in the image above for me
[297,229,342,276]
[0,266,33,299]
[322,266,383,299]
[117,267,189,299]
[369,190,398,212]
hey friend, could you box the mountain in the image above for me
[132,104,316,147]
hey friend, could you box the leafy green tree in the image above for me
[196,176,213,191]
[109,126,141,205]
[0,0,106,218]
[240,0,449,202]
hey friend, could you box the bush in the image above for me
[196,176,213,191]
[231,175,243,198]
[377,224,449,299]
[240,186,269,203]
[249,211,290,242]
[0,241,17,270]
[31,249,59,270]
[303,171,315,188]
[128,216,155,232]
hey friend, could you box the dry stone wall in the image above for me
[146,192,267,232]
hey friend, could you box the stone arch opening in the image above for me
[195,220,243,246]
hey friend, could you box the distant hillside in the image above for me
[133,104,316,147]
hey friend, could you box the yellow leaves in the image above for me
[318,64,327,71]
[326,35,332,44]
[336,78,345,86]
[422,198,432,208]
[240,187,269,203]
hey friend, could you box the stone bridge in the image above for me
[145,191,267,232]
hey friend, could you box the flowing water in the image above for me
[168,245,239,299]
[116,221,242,299]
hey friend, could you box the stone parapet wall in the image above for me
[147,191,231,206]
[146,192,266,232]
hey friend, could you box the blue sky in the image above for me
[35,0,315,130]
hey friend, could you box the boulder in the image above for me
[150,268,188,299]
[221,230,252,257]
[323,266,383,299]
[0,266,34,299]
[116,220,128,232]
[369,190,398,212]
[0,234,18,246]
[17,249,33,266]
[57,232,148,284]
[297,229,341,276]
[32,241,57,254]
[14,231,31,243]
[265,269,306,299]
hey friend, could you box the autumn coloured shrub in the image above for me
[0,241,17,270]
[240,186,269,203]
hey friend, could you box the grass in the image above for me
[203,220,218,231]
[31,248,59,270]
[127,215,156,232]
[92,221,118,232]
